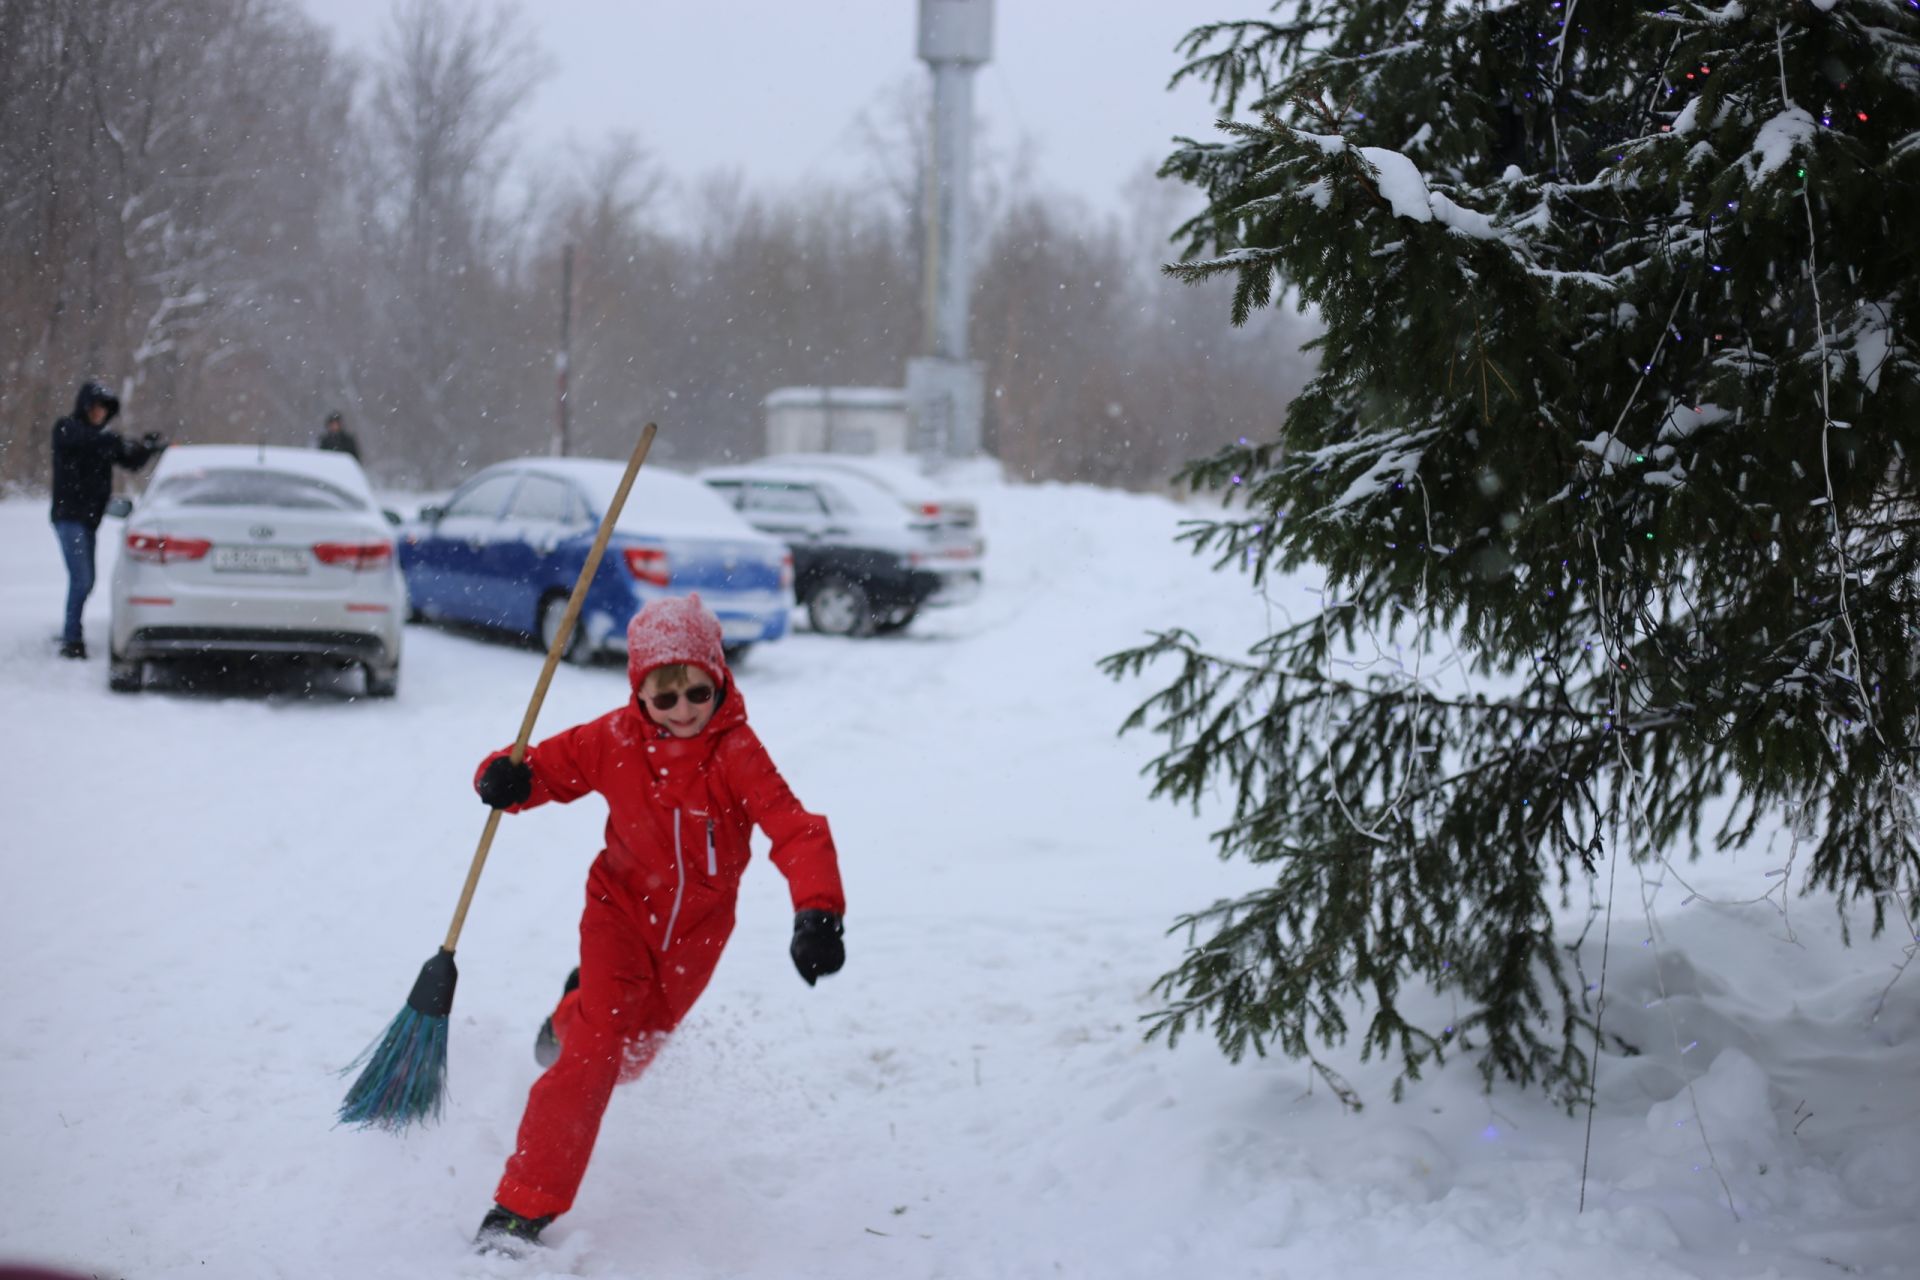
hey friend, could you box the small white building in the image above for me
[763,386,911,456]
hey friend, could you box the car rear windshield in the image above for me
[153,468,368,511]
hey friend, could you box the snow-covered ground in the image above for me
[2,480,1915,1279]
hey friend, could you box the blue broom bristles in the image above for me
[338,1003,449,1130]
[340,948,459,1132]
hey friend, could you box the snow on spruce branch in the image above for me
[1289,127,1510,241]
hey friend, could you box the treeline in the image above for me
[0,0,1310,491]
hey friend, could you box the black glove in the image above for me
[476,757,533,809]
[141,431,167,449]
[790,910,844,987]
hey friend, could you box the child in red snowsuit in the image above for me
[470,593,845,1253]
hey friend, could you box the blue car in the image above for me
[400,458,794,661]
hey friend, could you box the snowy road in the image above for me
[2,483,1915,1279]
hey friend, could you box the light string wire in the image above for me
[1577,734,1620,1214]
[1590,531,1742,1221]
[1870,891,1920,1027]
[1583,16,1906,1218]
[1548,0,1584,175]
[1775,21,1884,747]
[1568,128,1739,1207]
[1588,13,1882,951]
[1768,14,1920,1033]
[1315,467,1440,847]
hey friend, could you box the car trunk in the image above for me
[658,535,786,594]
[128,504,391,595]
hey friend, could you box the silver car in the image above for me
[107,445,406,696]
[758,451,985,559]
[700,461,980,636]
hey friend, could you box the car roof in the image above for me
[476,457,777,544]
[758,452,947,499]
[698,462,908,521]
[700,463,851,488]
[149,444,375,501]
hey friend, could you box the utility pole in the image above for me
[553,243,573,457]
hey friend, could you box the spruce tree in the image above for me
[1107,0,1920,1105]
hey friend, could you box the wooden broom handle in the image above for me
[441,423,659,952]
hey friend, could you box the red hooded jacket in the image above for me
[476,595,843,958]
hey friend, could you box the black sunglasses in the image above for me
[646,684,716,712]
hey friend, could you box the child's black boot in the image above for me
[533,967,582,1067]
[474,1204,553,1257]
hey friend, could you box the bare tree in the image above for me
[358,0,548,481]
[975,186,1312,489]
[0,0,356,486]
[847,73,1031,341]
[537,134,675,460]
[2,2,1308,498]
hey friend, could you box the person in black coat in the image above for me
[316,410,362,462]
[49,380,166,659]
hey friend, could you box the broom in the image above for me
[338,423,658,1131]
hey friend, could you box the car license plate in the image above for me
[213,546,307,574]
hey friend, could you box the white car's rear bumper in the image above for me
[118,621,398,665]
[111,581,404,666]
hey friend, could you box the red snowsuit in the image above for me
[481,596,843,1222]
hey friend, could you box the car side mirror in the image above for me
[382,508,403,528]
[418,504,444,524]
[105,496,133,519]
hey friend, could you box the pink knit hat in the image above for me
[626,593,728,693]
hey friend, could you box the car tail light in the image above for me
[919,502,943,517]
[623,546,670,586]
[780,552,793,591]
[125,531,212,563]
[313,541,394,571]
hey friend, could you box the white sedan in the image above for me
[107,445,406,696]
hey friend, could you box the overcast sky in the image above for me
[299,0,1245,212]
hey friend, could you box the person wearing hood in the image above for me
[315,410,361,461]
[468,593,846,1256]
[48,380,167,659]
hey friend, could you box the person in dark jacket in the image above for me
[49,380,166,659]
[316,410,361,461]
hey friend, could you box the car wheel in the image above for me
[872,605,918,635]
[539,592,589,664]
[723,642,753,666]
[108,652,143,694]
[807,575,874,637]
[364,663,400,698]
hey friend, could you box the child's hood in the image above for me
[608,593,749,784]
[620,592,750,741]
[626,592,731,694]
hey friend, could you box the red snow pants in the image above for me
[494,876,732,1220]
